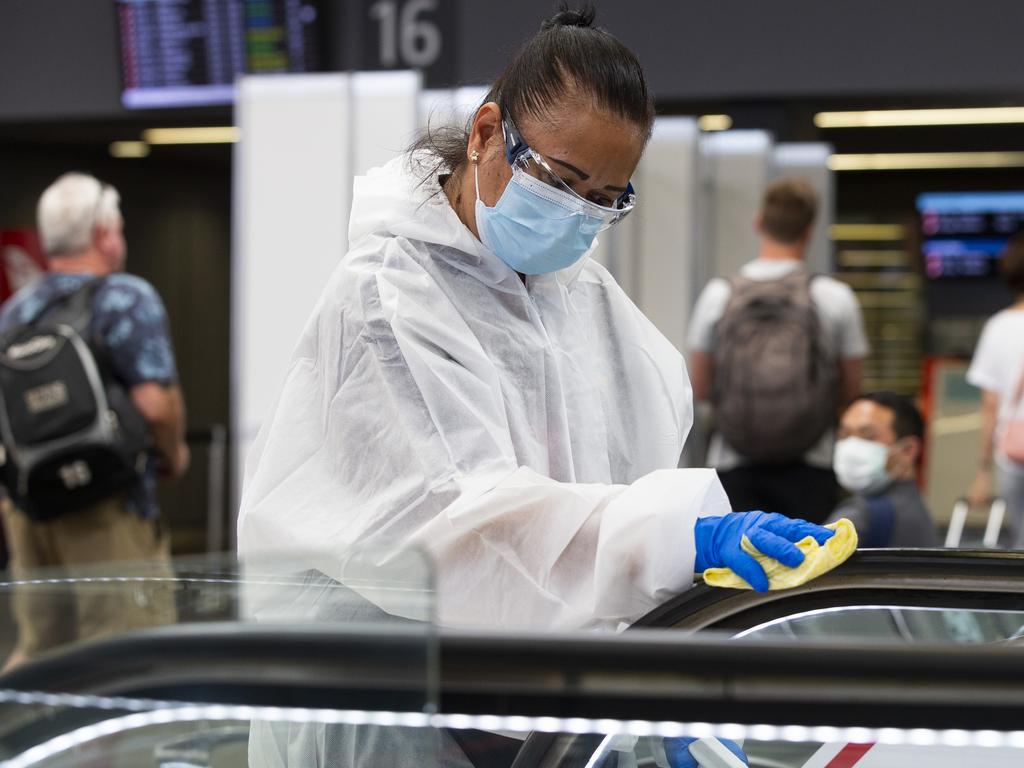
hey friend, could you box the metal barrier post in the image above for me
[206,423,228,553]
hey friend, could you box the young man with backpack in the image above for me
[687,177,867,524]
[0,172,189,671]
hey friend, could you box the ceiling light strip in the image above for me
[142,126,239,144]
[828,152,1024,171]
[698,114,733,131]
[109,141,150,159]
[815,107,1024,129]
[830,224,906,241]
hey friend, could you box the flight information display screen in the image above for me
[918,192,1024,279]
[117,0,322,109]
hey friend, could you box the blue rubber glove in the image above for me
[664,736,748,767]
[693,511,835,592]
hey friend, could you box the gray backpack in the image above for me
[710,270,837,464]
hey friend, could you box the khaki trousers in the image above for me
[1,495,176,659]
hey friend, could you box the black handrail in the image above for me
[4,620,1024,729]
[633,548,1024,630]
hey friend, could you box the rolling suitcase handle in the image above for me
[945,496,1005,548]
[983,498,1006,548]
[944,498,969,548]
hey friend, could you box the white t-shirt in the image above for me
[687,258,870,470]
[966,308,1024,470]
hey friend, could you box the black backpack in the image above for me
[0,279,149,519]
[711,270,838,464]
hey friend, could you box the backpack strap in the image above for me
[728,265,817,291]
[780,265,816,286]
[29,277,106,335]
[19,277,117,381]
[863,493,897,548]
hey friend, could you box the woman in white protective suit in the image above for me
[241,6,834,766]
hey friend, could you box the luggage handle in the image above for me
[945,496,1005,548]
[983,498,1007,548]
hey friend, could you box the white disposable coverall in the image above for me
[237,153,730,632]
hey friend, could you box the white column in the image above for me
[591,118,700,353]
[232,72,423,527]
[418,85,489,130]
[700,130,773,280]
[633,117,701,353]
[351,70,421,175]
[232,74,354,535]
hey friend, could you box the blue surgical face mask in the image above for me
[474,164,605,276]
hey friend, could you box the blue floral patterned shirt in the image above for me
[0,272,179,518]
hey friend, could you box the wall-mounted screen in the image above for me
[116,0,322,109]
[918,192,1024,279]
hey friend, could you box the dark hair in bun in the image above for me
[541,6,597,30]
[489,3,654,137]
[411,4,654,180]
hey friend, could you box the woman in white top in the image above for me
[968,232,1024,547]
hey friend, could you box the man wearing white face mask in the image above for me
[827,392,940,547]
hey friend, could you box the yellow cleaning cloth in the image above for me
[702,518,858,590]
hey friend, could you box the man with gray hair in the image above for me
[0,172,188,671]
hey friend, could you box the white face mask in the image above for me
[833,437,893,495]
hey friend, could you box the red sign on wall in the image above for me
[0,230,47,304]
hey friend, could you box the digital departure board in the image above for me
[117,0,322,109]
[918,192,1024,279]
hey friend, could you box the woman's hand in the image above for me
[693,511,834,592]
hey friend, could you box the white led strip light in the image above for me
[815,107,1024,129]
[1,574,427,592]
[2,689,1024,767]
[732,603,1024,639]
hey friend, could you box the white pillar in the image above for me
[232,72,420,536]
[633,117,701,353]
[700,130,773,281]
[418,85,489,130]
[351,71,422,175]
[591,117,700,354]
[232,74,354,534]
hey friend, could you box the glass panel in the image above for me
[0,545,437,706]
[4,694,1024,768]
[734,605,1024,643]
[0,695,528,767]
[0,698,456,767]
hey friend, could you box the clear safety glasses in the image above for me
[501,115,636,230]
